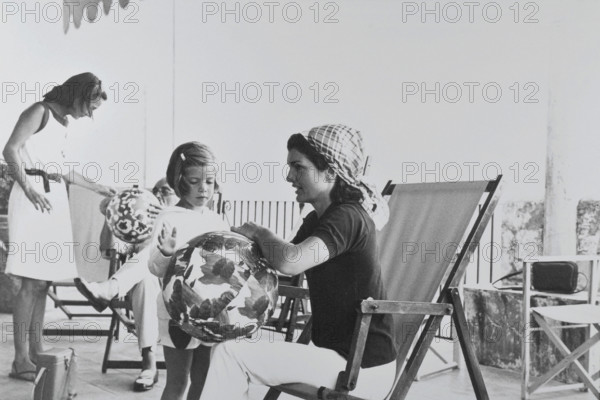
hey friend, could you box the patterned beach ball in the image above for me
[105,187,160,244]
[162,231,279,343]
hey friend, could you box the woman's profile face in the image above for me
[72,96,103,119]
[286,148,335,205]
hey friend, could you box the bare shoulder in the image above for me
[5,103,46,147]
[19,102,46,122]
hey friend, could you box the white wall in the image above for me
[173,0,557,201]
[0,0,174,188]
[2,0,600,203]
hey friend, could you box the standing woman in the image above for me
[200,124,397,400]
[3,72,116,381]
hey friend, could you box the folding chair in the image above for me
[521,255,600,399]
[261,273,311,343]
[264,176,502,400]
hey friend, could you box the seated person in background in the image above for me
[74,177,177,392]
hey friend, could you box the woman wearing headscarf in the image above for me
[3,72,116,381]
[199,124,397,400]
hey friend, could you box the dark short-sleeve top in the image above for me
[292,202,397,368]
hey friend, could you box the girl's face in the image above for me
[286,149,335,205]
[180,165,216,209]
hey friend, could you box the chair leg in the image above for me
[102,313,119,373]
[276,297,293,332]
[392,292,490,400]
[392,313,445,399]
[263,388,282,400]
[285,297,302,342]
[449,288,489,400]
[529,314,600,398]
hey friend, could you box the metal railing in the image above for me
[219,198,499,285]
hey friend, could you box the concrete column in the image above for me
[543,88,576,255]
[543,2,600,256]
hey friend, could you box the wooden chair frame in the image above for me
[261,273,310,343]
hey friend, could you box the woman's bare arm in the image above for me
[3,103,52,212]
[232,222,330,276]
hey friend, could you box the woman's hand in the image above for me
[94,184,117,197]
[157,222,177,258]
[231,222,263,241]
[23,184,52,213]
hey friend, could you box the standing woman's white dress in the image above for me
[5,105,78,282]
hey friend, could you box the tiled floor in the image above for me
[0,297,597,400]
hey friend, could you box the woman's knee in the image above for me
[210,340,256,366]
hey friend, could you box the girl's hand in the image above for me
[157,222,177,258]
[23,184,52,213]
[231,222,262,241]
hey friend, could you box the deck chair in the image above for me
[521,255,600,399]
[264,176,502,400]
[43,186,113,337]
[101,247,167,372]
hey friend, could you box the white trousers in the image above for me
[111,252,160,352]
[199,340,396,400]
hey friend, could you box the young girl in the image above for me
[148,142,229,400]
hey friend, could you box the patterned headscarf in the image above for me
[302,124,389,230]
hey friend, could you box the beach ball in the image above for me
[162,231,279,343]
[105,187,160,244]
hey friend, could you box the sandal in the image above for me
[133,369,158,392]
[8,361,36,382]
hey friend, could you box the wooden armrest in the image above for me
[335,300,452,393]
[360,300,453,316]
[278,285,310,299]
[51,281,76,287]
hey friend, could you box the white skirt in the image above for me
[5,178,78,281]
